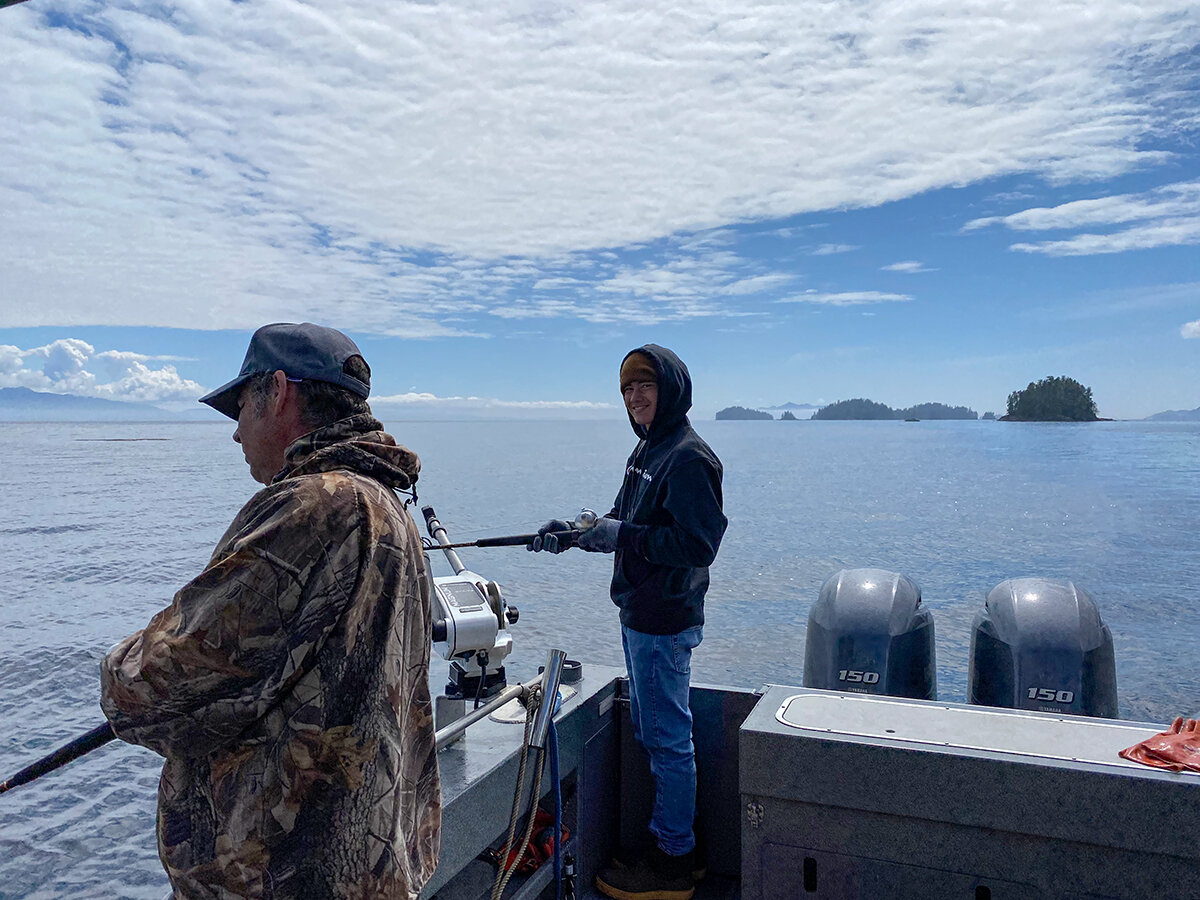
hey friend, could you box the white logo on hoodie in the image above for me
[627,463,653,483]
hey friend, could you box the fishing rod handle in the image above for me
[473,534,540,548]
[471,531,577,549]
[0,721,116,796]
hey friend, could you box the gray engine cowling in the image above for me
[968,577,1118,718]
[803,568,937,700]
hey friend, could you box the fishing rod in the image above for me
[423,509,598,552]
[1,657,573,795]
[429,534,564,550]
[0,722,116,796]
[3,508,597,796]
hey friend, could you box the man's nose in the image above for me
[233,426,242,444]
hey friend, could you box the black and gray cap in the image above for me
[199,322,370,420]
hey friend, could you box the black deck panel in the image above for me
[424,664,624,900]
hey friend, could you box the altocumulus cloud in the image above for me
[489,233,792,325]
[374,392,614,410]
[0,340,204,402]
[2,0,1197,333]
[964,180,1200,255]
[371,391,619,419]
[882,261,935,274]
[1183,320,1200,339]
[778,291,912,306]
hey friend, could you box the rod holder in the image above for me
[529,649,567,750]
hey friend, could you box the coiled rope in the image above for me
[491,687,549,900]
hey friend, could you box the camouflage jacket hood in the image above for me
[280,413,419,493]
[102,415,440,900]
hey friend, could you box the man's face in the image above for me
[233,378,289,484]
[623,380,658,429]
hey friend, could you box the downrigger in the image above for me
[420,505,595,728]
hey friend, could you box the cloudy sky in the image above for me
[2,0,1198,418]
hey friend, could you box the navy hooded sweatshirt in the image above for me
[609,345,727,635]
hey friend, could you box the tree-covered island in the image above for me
[1003,376,1101,422]
[811,399,978,420]
[715,406,773,420]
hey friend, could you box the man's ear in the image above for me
[269,369,291,414]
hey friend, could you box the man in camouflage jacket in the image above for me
[101,323,440,899]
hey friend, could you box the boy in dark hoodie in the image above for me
[533,344,727,900]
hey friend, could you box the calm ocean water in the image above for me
[1,417,1198,897]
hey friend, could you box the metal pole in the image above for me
[423,505,467,575]
[434,672,546,751]
[529,649,567,750]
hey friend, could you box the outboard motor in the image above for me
[803,568,936,700]
[968,577,1117,718]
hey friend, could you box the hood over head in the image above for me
[278,413,419,493]
[621,344,692,439]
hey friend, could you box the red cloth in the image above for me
[497,808,569,875]
[1119,717,1200,773]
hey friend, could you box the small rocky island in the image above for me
[811,399,978,420]
[715,406,773,420]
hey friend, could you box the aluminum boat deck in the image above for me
[424,664,1200,900]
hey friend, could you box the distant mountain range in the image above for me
[0,388,619,423]
[1144,406,1200,422]
[0,387,207,421]
[3,387,1198,423]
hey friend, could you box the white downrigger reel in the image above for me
[421,506,595,725]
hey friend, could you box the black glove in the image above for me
[577,516,621,553]
[529,519,571,553]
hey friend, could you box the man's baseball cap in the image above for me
[199,322,371,420]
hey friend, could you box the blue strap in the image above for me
[549,715,562,900]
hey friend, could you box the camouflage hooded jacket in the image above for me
[101,414,441,900]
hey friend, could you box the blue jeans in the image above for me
[621,624,703,857]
